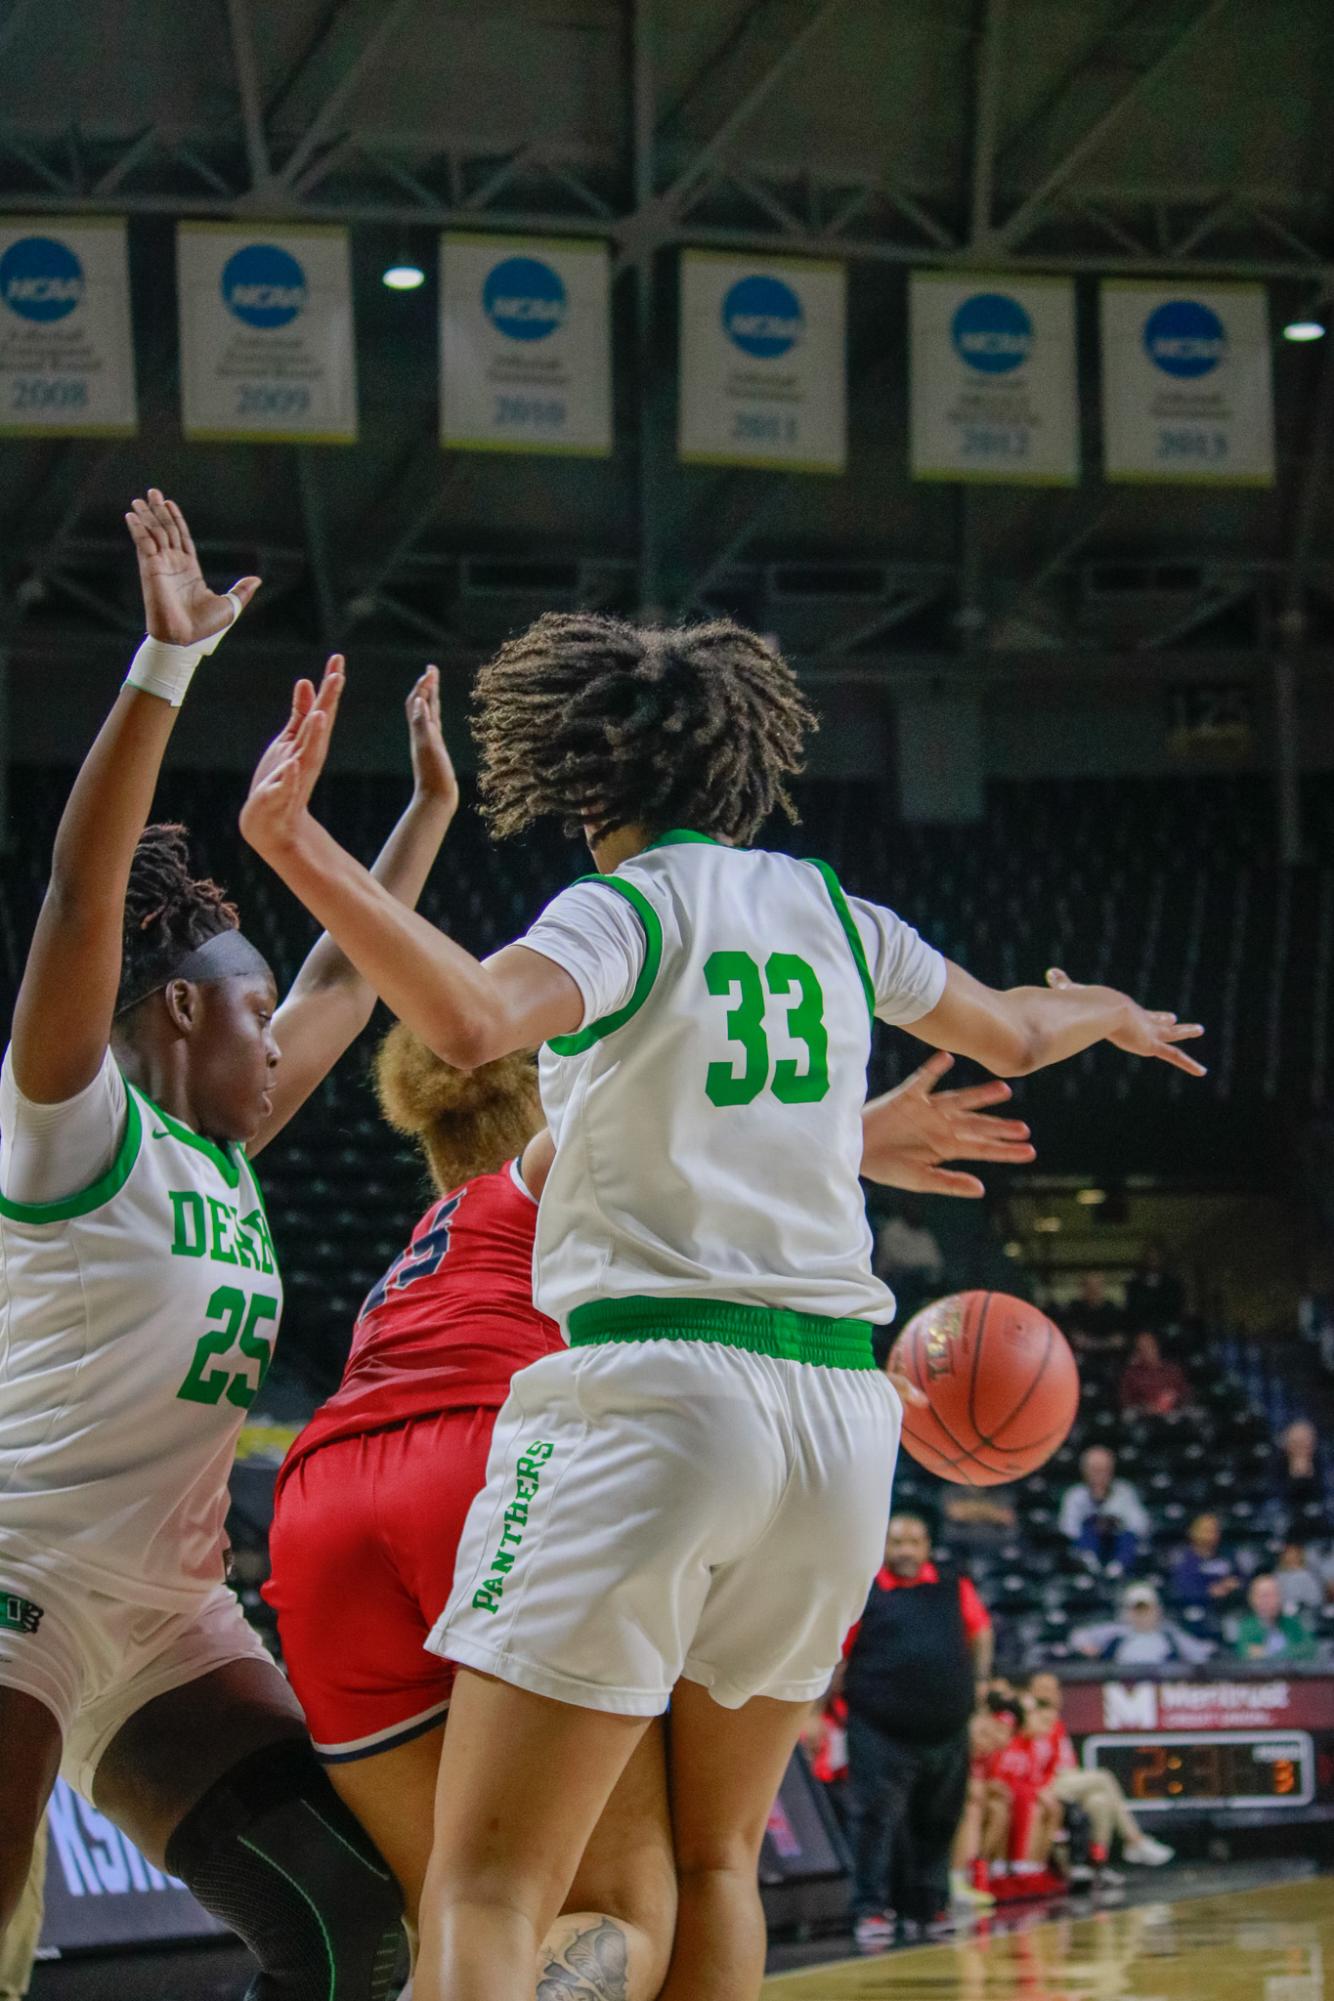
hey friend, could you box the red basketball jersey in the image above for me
[987,1721,1072,1792]
[278,1161,561,1488]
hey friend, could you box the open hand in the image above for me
[406,665,458,816]
[240,657,344,858]
[862,1050,1036,1197]
[125,489,259,646]
[1045,967,1206,1077]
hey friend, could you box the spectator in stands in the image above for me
[1169,1512,1244,1614]
[1125,1242,1185,1334]
[1024,1675,1173,1872]
[840,1514,993,1952]
[1072,1583,1213,1666]
[1059,1445,1150,1573]
[1064,1273,1126,1355]
[1119,1330,1193,1417]
[1271,1419,1330,1534]
[1276,1542,1325,1615]
[1235,1575,1316,1661]
[1305,1539,1334,1603]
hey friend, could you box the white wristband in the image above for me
[125,590,243,708]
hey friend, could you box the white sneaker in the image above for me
[951,1871,997,1909]
[854,1913,895,1955]
[1124,1836,1174,1867]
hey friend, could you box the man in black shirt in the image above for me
[840,1514,993,1951]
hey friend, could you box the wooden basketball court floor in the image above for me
[759,1876,1331,2000]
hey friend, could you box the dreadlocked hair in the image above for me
[117,823,239,1015]
[472,612,817,845]
[374,1023,542,1196]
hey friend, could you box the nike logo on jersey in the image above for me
[152,1128,172,1140]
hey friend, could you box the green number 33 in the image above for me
[704,950,829,1106]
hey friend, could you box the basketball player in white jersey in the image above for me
[239,610,1205,2001]
[0,491,459,1996]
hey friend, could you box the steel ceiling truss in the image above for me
[0,0,1331,675]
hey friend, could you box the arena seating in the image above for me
[913,1323,1334,1668]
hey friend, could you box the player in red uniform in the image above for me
[266,1026,1034,1990]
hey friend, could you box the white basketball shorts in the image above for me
[0,1538,274,1800]
[428,1319,902,1715]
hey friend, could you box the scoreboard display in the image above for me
[1085,1732,1314,1811]
[1062,1674,1334,1822]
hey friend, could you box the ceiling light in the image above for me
[1003,1241,1023,1259]
[1033,1215,1062,1233]
[1076,1188,1107,1206]
[383,263,425,291]
[1283,319,1325,342]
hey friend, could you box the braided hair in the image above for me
[374,1023,541,1194]
[472,612,816,845]
[117,823,239,1018]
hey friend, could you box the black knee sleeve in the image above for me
[165,1738,404,2000]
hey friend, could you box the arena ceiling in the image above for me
[0,0,1332,695]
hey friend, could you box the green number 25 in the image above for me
[704,949,829,1107]
[178,1286,279,1410]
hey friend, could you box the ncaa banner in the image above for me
[678,251,845,473]
[177,223,357,443]
[909,274,1079,485]
[441,235,611,456]
[1100,281,1274,485]
[0,218,136,436]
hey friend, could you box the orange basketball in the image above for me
[887,1290,1080,1488]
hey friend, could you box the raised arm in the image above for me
[10,492,257,1104]
[247,664,458,1154]
[907,961,1205,1081]
[239,667,583,1066]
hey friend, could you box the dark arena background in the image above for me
[1,2,1333,1997]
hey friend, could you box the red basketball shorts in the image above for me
[265,1406,496,1761]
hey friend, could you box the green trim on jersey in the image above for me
[568,1293,877,1369]
[137,1088,243,1188]
[647,829,723,850]
[547,876,664,1056]
[0,1085,144,1225]
[805,858,876,1022]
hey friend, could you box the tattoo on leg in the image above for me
[536,1917,630,2001]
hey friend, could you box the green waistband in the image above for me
[567,1295,877,1369]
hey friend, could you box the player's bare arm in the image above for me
[909,958,1206,1081]
[240,661,583,1065]
[249,664,458,1154]
[11,491,258,1105]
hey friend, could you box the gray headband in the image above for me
[116,929,274,1016]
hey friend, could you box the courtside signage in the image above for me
[176,223,357,443]
[441,235,612,456]
[678,251,846,473]
[0,219,136,436]
[1100,281,1274,485]
[909,273,1079,485]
